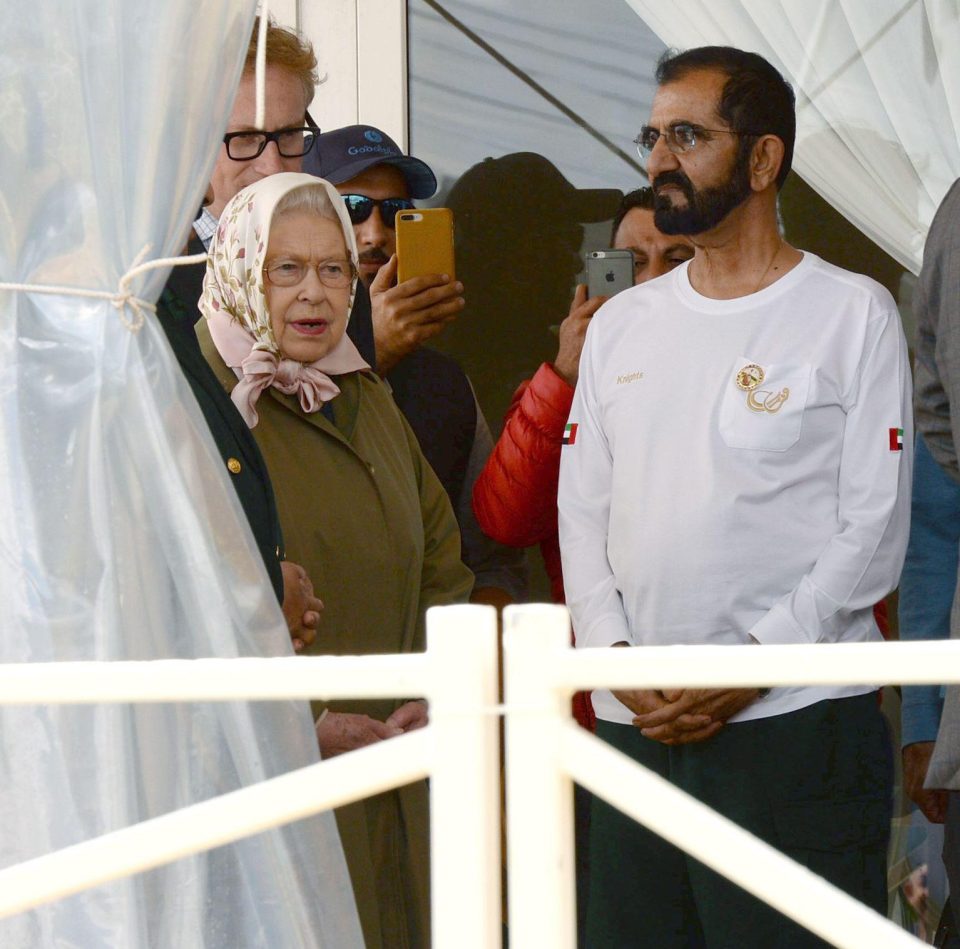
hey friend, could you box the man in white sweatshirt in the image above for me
[558,46,911,948]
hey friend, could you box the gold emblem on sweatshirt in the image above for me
[735,364,765,391]
[747,387,790,414]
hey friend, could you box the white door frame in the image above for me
[274,0,408,147]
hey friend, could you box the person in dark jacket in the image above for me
[160,17,330,646]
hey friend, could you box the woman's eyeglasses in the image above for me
[264,257,356,289]
[341,195,415,228]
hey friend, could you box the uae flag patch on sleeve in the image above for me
[563,423,578,446]
[888,427,903,451]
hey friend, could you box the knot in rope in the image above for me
[0,244,208,334]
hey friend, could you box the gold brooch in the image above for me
[735,364,765,391]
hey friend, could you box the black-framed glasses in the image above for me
[264,257,356,289]
[341,195,415,229]
[223,113,320,161]
[634,123,744,160]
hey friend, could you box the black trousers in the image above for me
[586,695,892,948]
[940,794,960,947]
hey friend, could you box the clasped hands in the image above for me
[613,687,761,745]
[316,701,428,758]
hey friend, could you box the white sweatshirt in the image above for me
[558,253,912,724]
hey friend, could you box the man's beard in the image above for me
[652,152,752,236]
[358,248,389,287]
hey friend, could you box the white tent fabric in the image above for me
[625,0,960,274]
[0,3,362,946]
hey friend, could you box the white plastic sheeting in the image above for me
[626,0,960,274]
[0,3,362,946]
[407,0,664,195]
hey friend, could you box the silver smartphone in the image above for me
[586,249,635,299]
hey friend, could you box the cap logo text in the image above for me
[347,144,397,157]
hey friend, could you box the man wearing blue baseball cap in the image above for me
[305,126,527,613]
[305,125,462,371]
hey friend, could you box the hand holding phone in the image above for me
[553,284,607,386]
[370,208,464,373]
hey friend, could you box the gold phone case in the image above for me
[396,208,456,283]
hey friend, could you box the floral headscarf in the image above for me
[200,172,369,427]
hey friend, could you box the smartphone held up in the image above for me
[396,208,456,283]
[586,249,635,300]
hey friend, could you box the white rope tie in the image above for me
[0,246,208,333]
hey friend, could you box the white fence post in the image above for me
[503,604,576,948]
[427,604,502,949]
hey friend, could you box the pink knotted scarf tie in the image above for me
[206,305,367,428]
[230,347,342,427]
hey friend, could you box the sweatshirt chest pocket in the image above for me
[719,358,811,451]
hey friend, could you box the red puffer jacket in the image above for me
[473,363,570,599]
[473,363,595,730]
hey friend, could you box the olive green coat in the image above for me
[199,323,474,948]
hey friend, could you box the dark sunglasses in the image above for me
[342,195,415,228]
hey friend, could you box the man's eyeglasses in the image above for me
[223,113,320,161]
[342,195,415,229]
[264,257,356,289]
[634,123,745,160]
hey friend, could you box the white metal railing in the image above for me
[2,602,958,947]
[503,604,946,949]
[0,604,501,948]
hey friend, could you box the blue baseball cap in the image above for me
[304,125,438,200]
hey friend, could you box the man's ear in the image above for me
[750,135,785,192]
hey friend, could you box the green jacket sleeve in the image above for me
[403,414,475,628]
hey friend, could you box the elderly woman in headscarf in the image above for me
[196,172,473,949]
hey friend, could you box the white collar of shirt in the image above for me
[193,207,219,250]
